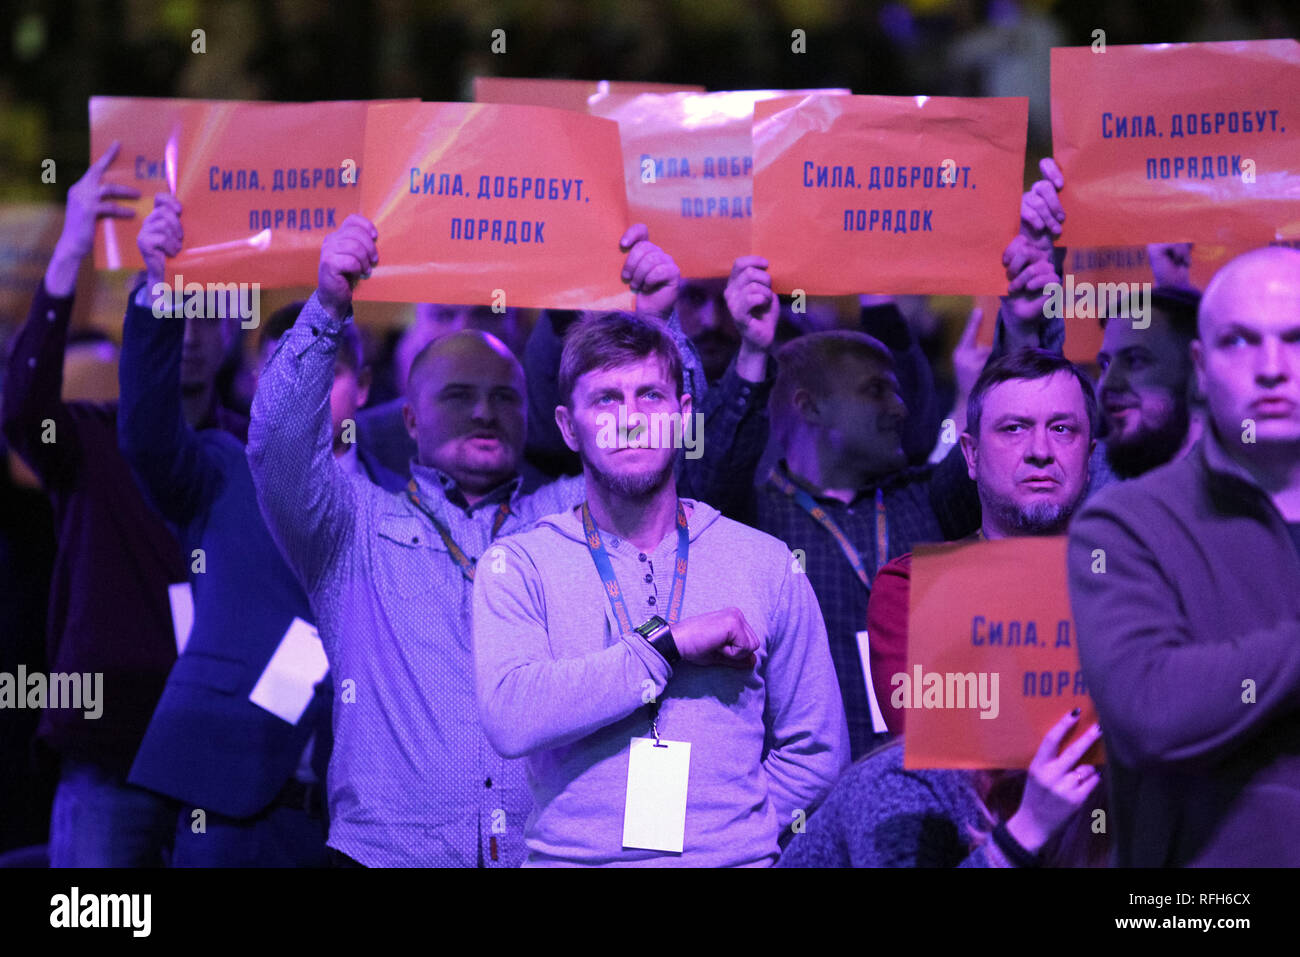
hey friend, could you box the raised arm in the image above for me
[247,216,374,593]
[994,157,1067,357]
[117,194,223,526]
[678,255,778,520]
[3,143,138,485]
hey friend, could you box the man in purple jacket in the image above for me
[1,144,224,866]
[1068,246,1300,866]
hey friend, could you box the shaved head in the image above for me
[1200,246,1300,337]
[406,330,524,404]
[1193,245,1300,458]
[403,329,528,495]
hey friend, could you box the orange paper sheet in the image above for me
[589,89,849,278]
[903,537,1103,770]
[90,96,221,271]
[753,94,1028,295]
[1055,246,1151,362]
[1052,40,1300,246]
[355,102,632,310]
[473,77,704,112]
[168,100,388,287]
[1058,240,1293,361]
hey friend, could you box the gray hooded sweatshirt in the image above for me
[471,497,850,866]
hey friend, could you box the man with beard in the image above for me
[1095,287,1203,480]
[867,349,1097,732]
[248,215,761,866]
[1068,247,1300,866]
[471,311,848,866]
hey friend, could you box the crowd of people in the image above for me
[2,129,1297,868]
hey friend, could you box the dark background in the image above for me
[2,0,1296,198]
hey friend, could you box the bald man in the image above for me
[1067,246,1300,866]
[247,215,681,867]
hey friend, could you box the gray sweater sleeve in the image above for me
[761,557,850,833]
[471,538,673,760]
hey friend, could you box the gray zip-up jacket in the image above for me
[471,498,850,866]
[1068,426,1300,866]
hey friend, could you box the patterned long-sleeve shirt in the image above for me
[247,292,588,867]
[757,448,981,759]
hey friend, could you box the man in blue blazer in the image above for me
[118,193,397,866]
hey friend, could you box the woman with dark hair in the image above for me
[778,709,1109,867]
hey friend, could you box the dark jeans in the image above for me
[48,759,176,867]
[171,800,328,867]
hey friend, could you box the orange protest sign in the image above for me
[753,94,1028,295]
[90,96,220,271]
[588,89,849,278]
[168,100,391,287]
[354,101,633,311]
[1054,246,1152,363]
[1052,40,1300,247]
[903,537,1103,770]
[473,77,704,112]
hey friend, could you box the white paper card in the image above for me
[168,582,194,654]
[248,617,329,725]
[856,630,889,733]
[623,737,690,853]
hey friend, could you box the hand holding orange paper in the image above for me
[1051,40,1300,247]
[167,100,383,287]
[903,537,1103,770]
[355,102,632,310]
[752,94,1028,295]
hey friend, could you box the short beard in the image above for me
[983,475,1090,537]
[989,499,1074,536]
[1104,395,1190,479]
[584,451,676,501]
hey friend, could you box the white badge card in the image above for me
[623,737,691,853]
[168,582,195,654]
[856,629,889,734]
[249,617,329,724]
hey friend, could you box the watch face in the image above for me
[637,616,667,637]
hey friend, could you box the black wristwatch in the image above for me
[635,615,681,666]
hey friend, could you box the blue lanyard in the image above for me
[405,478,510,583]
[581,500,690,630]
[767,469,889,588]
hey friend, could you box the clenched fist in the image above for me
[137,193,183,289]
[668,607,760,670]
[620,223,680,319]
[318,214,379,322]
